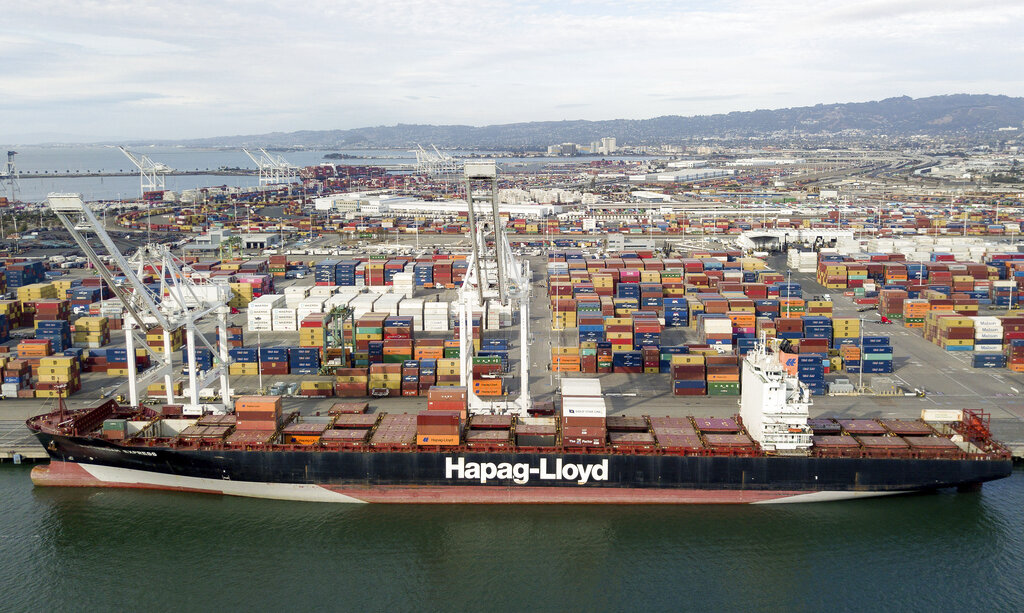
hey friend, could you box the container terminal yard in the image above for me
[1,146,1023,502]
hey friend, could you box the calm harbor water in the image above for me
[2,145,644,203]
[1,464,1022,612]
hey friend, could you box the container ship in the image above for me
[27,344,1012,504]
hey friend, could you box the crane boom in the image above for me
[118,146,172,196]
[46,193,232,415]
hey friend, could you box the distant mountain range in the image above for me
[176,94,1024,149]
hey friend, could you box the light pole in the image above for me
[858,316,864,392]
[257,331,263,392]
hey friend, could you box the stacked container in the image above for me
[560,378,606,448]
[399,298,424,331]
[315,259,339,286]
[146,326,184,352]
[706,355,740,396]
[1,359,32,398]
[334,367,369,397]
[832,318,860,346]
[413,262,434,287]
[929,314,975,351]
[423,301,449,332]
[259,346,289,375]
[902,299,928,328]
[247,294,284,332]
[35,355,81,398]
[1006,339,1024,372]
[368,363,401,395]
[271,307,298,332]
[971,316,1003,353]
[299,313,329,349]
[284,285,310,308]
[35,320,72,352]
[72,317,109,348]
[427,386,467,419]
[672,354,706,395]
[416,410,462,446]
[392,272,414,298]
[228,347,259,375]
[335,260,359,286]
[299,379,334,397]
[289,347,321,375]
[796,354,826,396]
[861,336,894,373]
[234,395,282,431]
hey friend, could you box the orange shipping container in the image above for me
[473,379,503,396]
[235,395,283,411]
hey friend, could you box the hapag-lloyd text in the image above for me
[445,457,609,484]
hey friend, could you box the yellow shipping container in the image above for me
[18,283,58,301]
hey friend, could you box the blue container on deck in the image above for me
[673,380,706,390]
[228,348,258,362]
[862,336,890,347]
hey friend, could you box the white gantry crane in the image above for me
[47,193,233,416]
[242,148,299,186]
[1,150,20,202]
[118,146,173,197]
[413,144,463,179]
[458,161,532,416]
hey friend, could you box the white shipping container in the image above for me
[561,378,602,397]
[561,397,607,418]
[285,285,311,299]
[921,409,963,422]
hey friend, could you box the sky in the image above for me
[2,0,1024,143]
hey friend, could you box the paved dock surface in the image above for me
[0,420,47,461]
[3,253,1024,461]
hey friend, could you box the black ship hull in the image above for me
[29,432,1013,504]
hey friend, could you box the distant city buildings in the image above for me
[590,137,617,155]
[547,137,616,156]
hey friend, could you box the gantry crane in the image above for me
[242,148,299,186]
[118,146,173,197]
[1,151,20,202]
[458,161,532,416]
[47,193,233,415]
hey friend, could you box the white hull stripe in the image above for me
[78,464,369,503]
[753,490,909,504]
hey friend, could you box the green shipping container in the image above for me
[707,382,740,396]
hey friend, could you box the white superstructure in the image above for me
[740,342,813,453]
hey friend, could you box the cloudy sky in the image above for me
[2,0,1023,142]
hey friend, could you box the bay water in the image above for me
[2,465,1022,612]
